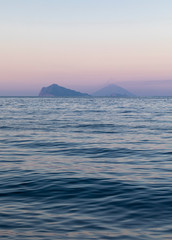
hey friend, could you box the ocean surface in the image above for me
[0,97,172,240]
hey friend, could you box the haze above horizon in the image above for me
[0,0,172,96]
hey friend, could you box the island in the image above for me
[92,84,135,97]
[39,84,89,97]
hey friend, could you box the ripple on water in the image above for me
[0,97,172,239]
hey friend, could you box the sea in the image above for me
[0,97,172,240]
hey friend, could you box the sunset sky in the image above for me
[0,0,172,96]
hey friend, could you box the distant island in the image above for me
[39,83,135,97]
[39,84,89,97]
[92,84,135,97]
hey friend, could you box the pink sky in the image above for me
[0,1,172,95]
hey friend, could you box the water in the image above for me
[0,97,172,239]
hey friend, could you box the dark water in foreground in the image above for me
[0,97,172,239]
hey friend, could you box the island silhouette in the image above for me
[39,84,89,97]
[39,83,134,97]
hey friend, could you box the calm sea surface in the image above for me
[0,97,172,239]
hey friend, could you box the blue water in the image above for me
[0,97,172,239]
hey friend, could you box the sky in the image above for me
[0,0,172,96]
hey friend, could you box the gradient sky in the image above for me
[0,0,172,95]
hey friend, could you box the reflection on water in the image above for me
[0,97,172,239]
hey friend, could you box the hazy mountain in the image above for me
[92,84,135,97]
[39,84,89,97]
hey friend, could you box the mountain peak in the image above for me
[92,84,135,97]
